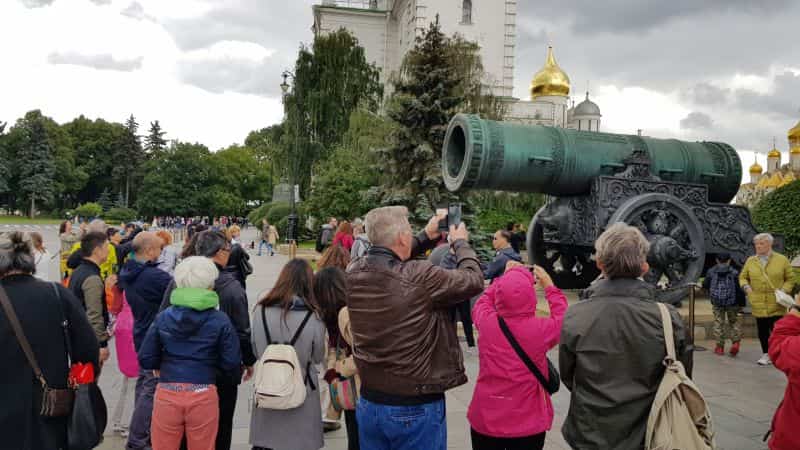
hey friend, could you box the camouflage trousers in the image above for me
[713,306,742,345]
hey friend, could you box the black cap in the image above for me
[716,252,731,262]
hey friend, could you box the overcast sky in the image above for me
[2,0,798,168]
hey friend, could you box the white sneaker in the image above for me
[757,354,772,366]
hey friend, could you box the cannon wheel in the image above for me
[609,193,706,305]
[527,208,601,290]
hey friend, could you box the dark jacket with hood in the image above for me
[118,258,173,351]
[159,264,257,383]
[138,287,241,384]
[484,247,523,282]
[559,277,691,450]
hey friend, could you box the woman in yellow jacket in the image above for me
[739,233,795,366]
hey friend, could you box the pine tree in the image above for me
[113,114,144,206]
[375,18,468,225]
[0,121,9,193]
[17,111,56,218]
[97,188,113,211]
[144,120,167,154]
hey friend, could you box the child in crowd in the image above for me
[703,253,744,357]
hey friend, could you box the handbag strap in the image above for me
[0,284,48,389]
[656,303,676,362]
[757,259,779,291]
[498,317,550,389]
[50,282,72,363]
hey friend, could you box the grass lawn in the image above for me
[297,241,316,249]
[0,216,63,225]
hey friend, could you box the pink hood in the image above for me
[467,266,568,438]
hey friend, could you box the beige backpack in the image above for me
[254,308,314,410]
[645,303,715,450]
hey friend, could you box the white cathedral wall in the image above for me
[315,8,390,83]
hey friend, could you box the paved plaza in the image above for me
[21,225,787,450]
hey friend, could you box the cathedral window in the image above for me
[462,0,472,24]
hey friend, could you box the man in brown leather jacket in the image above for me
[347,206,484,450]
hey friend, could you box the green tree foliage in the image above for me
[145,120,167,154]
[284,28,383,196]
[97,188,114,211]
[103,207,138,224]
[208,145,272,212]
[15,111,56,217]
[246,124,285,184]
[62,115,125,204]
[136,142,212,217]
[113,115,145,206]
[0,122,9,194]
[753,180,800,257]
[306,110,392,220]
[74,202,103,219]
[375,19,501,226]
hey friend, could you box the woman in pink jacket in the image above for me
[467,263,567,450]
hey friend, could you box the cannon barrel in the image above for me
[442,114,742,203]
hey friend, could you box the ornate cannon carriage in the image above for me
[442,114,760,304]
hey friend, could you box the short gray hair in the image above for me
[753,233,774,243]
[87,219,108,234]
[194,231,228,257]
[0,232,36,276]
[595,223,651,279]
[365,206,411,248]
[174,256,219,289]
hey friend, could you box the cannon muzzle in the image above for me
[442,114,742,203]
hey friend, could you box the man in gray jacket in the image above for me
[559,223,691,449]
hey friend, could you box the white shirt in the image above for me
[34,249,50,281]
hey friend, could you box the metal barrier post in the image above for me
[689,283,706,351]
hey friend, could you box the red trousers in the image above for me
[151,384,219,450]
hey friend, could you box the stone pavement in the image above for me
[19,225,784,450]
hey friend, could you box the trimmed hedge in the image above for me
[266,203,291,224]
[103,207,138,224]
[752,180,800,258]
[74,202,103,219]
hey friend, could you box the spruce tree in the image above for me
[144,120,167,154]
[375,18,468,225]
[17,111,56,218]
[0,121,9,193]
[113,114,144,206]
[97,188,113,211]
[115,191,126,208]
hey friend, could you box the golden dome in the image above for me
[768,148,781,158]
[749,162,763,174]
[789,120,800,139]
[530,47,571,99]
[791,146,800,155]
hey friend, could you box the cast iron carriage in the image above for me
[442,114,761,304]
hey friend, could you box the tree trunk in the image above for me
[125,176,130,208]
[29,197,35,219]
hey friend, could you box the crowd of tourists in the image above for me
[0,207,799,450]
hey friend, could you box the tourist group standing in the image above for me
[3,207,800,450]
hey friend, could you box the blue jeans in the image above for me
[257,240,273,255]
[356,397,446,450]
[126,369,158,450]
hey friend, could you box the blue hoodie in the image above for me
[138,288,241,384]
[484,247,523,282]
[118,258,173,351]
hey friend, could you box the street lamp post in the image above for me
[280,71,299,260]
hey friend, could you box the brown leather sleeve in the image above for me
[420,239,484,308]
[410,231,438,260]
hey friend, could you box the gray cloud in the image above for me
[20,0,54,7]
[177,57,283,97]
[681,82,729,105]
[47,52,143,72]
[734,71,800,119]
[121,1,155,21]
[680,112,714,130]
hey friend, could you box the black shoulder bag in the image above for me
[498,317,560,395]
